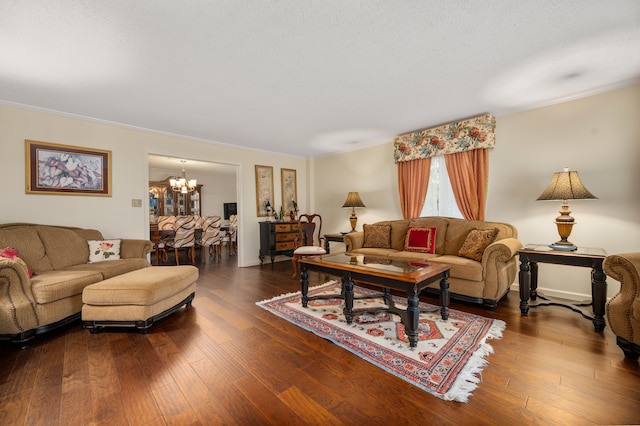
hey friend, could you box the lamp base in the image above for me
[549,242,577,251]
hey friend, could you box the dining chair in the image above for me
[156,215,177,263]
[166,215,197,265]
[221,214,238,256]
[292,213,326,278]
[196,215,222,261]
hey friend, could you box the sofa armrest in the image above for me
[343,232,364,253]
[482,237,522,264]
[120,239,154,259]
[0,257,39,334]
[604,253,640,341]
[481,237,523,300]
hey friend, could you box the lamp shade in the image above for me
[342,192,366,208]
[536,169,597,201]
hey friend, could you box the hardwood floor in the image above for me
[1,251,639,425]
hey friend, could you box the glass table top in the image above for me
[304,253,433,274]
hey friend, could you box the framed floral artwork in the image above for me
[25,140,112,196]
[281,168,297,215]
[255,165,274,217]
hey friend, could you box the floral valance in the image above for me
[393,114,496,163]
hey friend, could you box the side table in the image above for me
[518,244,607,331]
[323,233,346,254]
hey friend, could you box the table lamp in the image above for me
[536,168,597,251]
[342,192,366,232]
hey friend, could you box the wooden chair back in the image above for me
[298,214,324,247]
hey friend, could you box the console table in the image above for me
[518,244,607,331]
[259,221,301,265]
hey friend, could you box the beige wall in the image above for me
[0,104,307,267]
[315,84,640,298]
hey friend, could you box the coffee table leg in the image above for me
[300,265,309,308]
[440,270,450,321]
[406,291,420,348]
[343,273,354,324]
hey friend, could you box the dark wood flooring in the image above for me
[1,250,639,425]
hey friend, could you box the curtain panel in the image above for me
[397,157,431,219]
[393,114,496,163]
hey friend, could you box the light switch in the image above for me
[132,199,142,207]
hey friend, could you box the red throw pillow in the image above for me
[0,247,34,278]
[405,226,437,253]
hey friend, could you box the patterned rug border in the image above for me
[256,281,506,402]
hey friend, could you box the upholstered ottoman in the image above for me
[82,265,198,333]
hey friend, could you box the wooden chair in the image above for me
[196,215,222,261]
[166,215,196,265]
[292,214,326,278]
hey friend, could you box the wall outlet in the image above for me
[132,199,142,207]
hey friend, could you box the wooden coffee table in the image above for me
[298,253,451,347]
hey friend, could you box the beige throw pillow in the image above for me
[458,228,498,261]
[88,239,122,263]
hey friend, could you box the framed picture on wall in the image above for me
[255,165,274,217]
[25,140,112,196]
[281,168,297,215]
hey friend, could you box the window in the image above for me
[420,156,463,218]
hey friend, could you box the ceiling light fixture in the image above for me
[170,160,197,194]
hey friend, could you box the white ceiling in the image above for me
[1,1,639,159]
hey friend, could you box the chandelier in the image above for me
[170,160,197,193]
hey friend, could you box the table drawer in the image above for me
[276,232,296,242]
[276,242,295,250]
[275,224,292,232]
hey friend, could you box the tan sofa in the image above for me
[343,216,522,310]
[0,223,153,345]
[604,253,640,360]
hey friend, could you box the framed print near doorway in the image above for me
[281,168,297,215]
[255,165,273,217]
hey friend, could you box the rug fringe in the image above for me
[443,319,506,402]
[255,281,338,305]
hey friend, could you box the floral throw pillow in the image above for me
[458,228,499,261]
[0,247,34,278]
[88,239,122,263]
[363,224,392,249]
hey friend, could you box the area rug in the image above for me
[257,281,505,402]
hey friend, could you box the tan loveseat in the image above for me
[0,223,153,345]
[343,216,522,310]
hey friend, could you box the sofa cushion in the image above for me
[88,239,122,263]
[404,226,437,254]
[66,258,149,280]
[0,227,53,272]
[363,224,392,249]
[0,247,34,277]
[36,226,92,270]
[31,270,103,304]
[388,251,440,262]
[429,255,484,281]
[458,228,499,261]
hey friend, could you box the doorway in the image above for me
[148,154,240,266]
